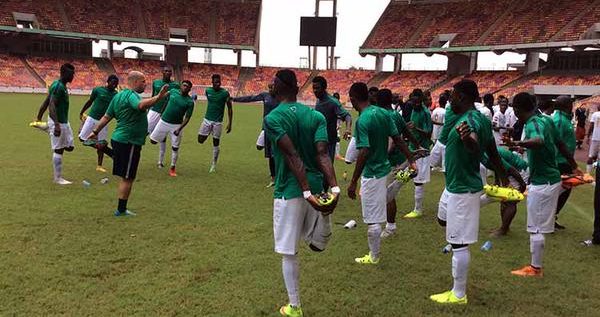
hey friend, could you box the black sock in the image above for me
[118,199,127,212]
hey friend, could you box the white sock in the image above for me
[367,224,382,260]
[587,164,593,174]
[451,246,470,299]
[335,142,340,156]
[52,153,63,180]
[171,148,179,167]
[386,222,396,231]
[530,233,545,268]
[158,142,166,165]
[212,146,220,165]
[414,185,425,212]
[282,254,301,307]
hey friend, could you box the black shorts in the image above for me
[112,140,142,180]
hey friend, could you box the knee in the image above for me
[150,139,157,144]
[197,135,206,144]
[213,139,220,147]
[451,243,468,249]
[172,147,179,152]
[256,145,264,151]
[65,146,74,152]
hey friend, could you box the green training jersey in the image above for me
[87,86,118,120]
[387,108,407,166]
[445,109,494,194]
[204,87,230,122]
[482,147,528,172]
[105,89,146,146]
[355,105,400,179]
[553,110,576,166]
[438,105,459,146]
[161,89,194,124]
[409,106,433,150]
[265,102,328,200]
[48,80,69,123]
[150,79,180,113]
[524,114,561,185]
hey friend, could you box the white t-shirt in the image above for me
[505,107,517,128]
[493,105,500,114]
[475,102,493,122]
[492,111,509,144]
[590,111,600,141]
[431,107,446,140]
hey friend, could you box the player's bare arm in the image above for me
[315,141,339,212]
[226,99,233,133]
[36,95,50,121]
[348,148,369,199]
[79,94,97,121]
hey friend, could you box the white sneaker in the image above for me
[380,228,396,239]
[54,178,72,185]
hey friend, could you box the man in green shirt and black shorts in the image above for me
[34,63,76,185]
[347,83,416,265]
[149,80,195,177]
[78,74,119,172]
[198,74,233,173]
[431,80,507,305]
[265,69,339,317]
[148,65,180,168]
[87,71,169,216]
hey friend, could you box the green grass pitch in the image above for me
[1,92,599,316]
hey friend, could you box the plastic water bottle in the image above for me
[82,180,91,188]
[481,240,493,252]
[442,244,452,254]
[100,177,109,184]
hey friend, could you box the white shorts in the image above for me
[273,197,332,255]
[437,188,450,221]
[256,130,265,148]
[48,119,74,150]
[413,155,431,184]
[360,176,387,224]
[430,140,446,172]
[147,110,161,134]
[480,164,488,185]
[589,140,600,158]
[344,137,358,164]
[446,191,482,245]
[198,119,223,139]
[526,182,562,234]
[149,119,183,148]
[78,116,108,141]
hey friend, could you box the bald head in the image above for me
[128,71,147,93]
[555,95,573,113]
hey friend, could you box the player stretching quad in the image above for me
[404,89,433,219]
[264,69,339,317]
[87,71,169,216]
[78,74,119,172]
[34,63,76,185]
[198,74,233,173]
[431,80,507,304]
[347,83,416,265]
[148,65,180,168]
[149,80,195,177]
[506,92,563,278]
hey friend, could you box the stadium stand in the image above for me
[499,73,600,97]
[241,67,311,96]
[575,94,600,109]
[301,70,377,103]
[431,71,523,97]
[27,56,109,90]
[63,0,143,39]
[0,54,41,88]
[379,71,448,98]
[182,63,241,95]
[0,0,64,30]
[215,1,260,46]
[362,0,600,49]
[142,1,211,42]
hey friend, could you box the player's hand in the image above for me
[86,131,98,140]
[53,125,61,137]
[406,122,415,129]
[173,129,180,136]
[347,181,358,200]
[158,85,170,99]
[456,121,472,140]
[499,176,510,187]
[79,113,85,122]
[572,168,584,176]
[408,160,418,174]
[226,124,232,134]
[518,181,527,193]
[343,130,352,141]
